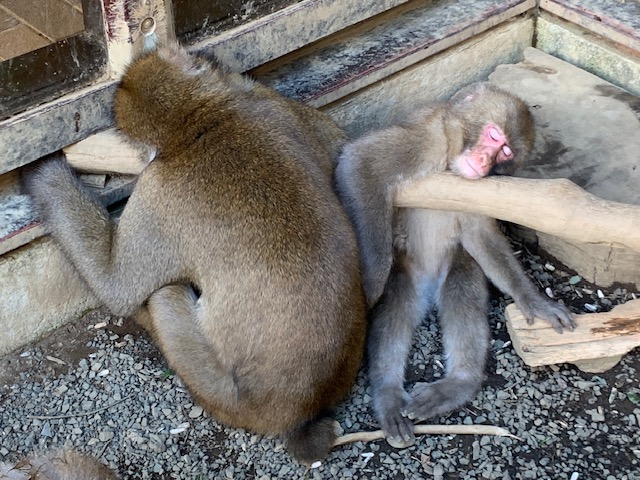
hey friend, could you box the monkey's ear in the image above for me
[157,45,209,76]
[450,82,486,104]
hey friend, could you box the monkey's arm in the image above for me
[461,216,575,333]
[335,147,395,308]
[23,156,176,316]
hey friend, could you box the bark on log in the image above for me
[63,129,146,175]
[394,172,640,254]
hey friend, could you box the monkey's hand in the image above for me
[22,154,79,221]
[516,294,576,333]
[373,386,415,449]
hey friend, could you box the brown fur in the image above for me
[0,451,117,480]
[24,46,366,464]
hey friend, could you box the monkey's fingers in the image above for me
[556,307,577,332]
[536,304,576,334]
[22,155,79,222]
[405,379,483,424]
[372,387,415,448]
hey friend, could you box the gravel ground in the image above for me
[1,245,639,479]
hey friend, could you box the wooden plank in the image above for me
[64,129,146,175]
[0,82,117,176]
[505,299,640,372]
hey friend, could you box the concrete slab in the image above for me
[0,237,98,356]
[536,14,640,98]
[540,0,640,54]
[489,47,640,288]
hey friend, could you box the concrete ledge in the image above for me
[536,14,640,98]
[540,0,640,55]
[0,238,98,356]
[193,0,413,71]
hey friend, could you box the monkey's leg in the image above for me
[405,250,489,421]
[145,284,239,407]
[368,264,431,448]
[145,284,338,465]
[24,156,177,316]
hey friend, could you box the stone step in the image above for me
[537,0,640,98]
[254,0,532,108]
[540,0,640,54]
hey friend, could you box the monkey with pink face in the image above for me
[335,82,575,448]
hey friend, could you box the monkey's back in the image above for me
[118,84,365,434]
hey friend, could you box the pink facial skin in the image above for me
[452,124,513,179]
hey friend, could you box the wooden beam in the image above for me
[63,129,146,175]
[394,172,640,254]
[505,299,640,372]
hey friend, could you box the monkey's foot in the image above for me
[403,378,480,421]
[373,387,416,448]
[384,414,415,449]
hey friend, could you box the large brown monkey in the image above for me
[24,46,366,464]
[335,83,575,448]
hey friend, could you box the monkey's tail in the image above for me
[285,412,337,465]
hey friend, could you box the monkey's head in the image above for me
[446,83,535,179]
[114,45,252,149]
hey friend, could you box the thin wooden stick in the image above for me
[333,424,522,447]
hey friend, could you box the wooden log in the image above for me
[505,299,640,373]
[62,131,640,258]
[394,172,640,254]
[63,129,146,175]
